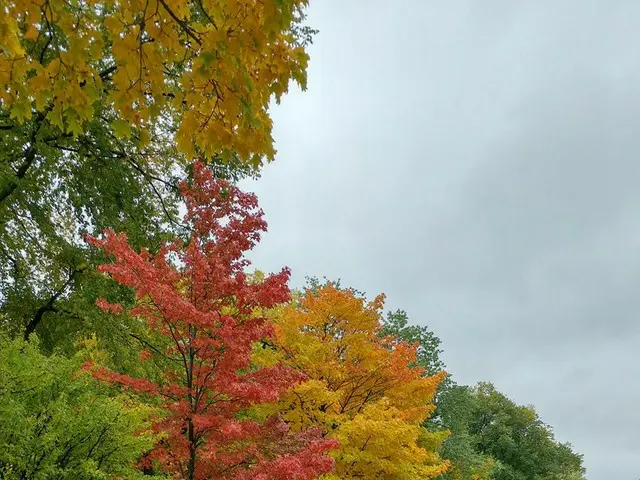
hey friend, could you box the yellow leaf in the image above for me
[47,103,64,130]
[10,101,31,122]
[138,128,149,147]
[111,119,131,139]
[24,25,39,41]
[103,15,121,36]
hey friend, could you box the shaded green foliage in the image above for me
[0,0,318,350]
[0,108,181,345]
[0,106,256,351]
[452,383,586,480]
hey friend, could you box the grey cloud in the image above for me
[242,2,640,478]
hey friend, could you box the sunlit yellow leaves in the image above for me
[66,115,83,138]
[0,15,24,56]
[0,0,312,167]
[103,16,121,37]
[171,0,191,20]
[47,103,64,130]
[137,128,150,148]
[269,285,450,479]
[332,400,450,479]
[112,119,132,139]
[27,69,51,111]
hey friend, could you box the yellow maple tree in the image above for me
[261,284,451,479]
[0,0,311,165]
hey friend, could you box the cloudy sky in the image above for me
[241,2,640,478]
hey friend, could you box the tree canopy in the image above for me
[265,284,450,479]
[0,334,160,479]
[381,307,586,480]
[0,0,315,348]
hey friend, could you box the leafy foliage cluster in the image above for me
[268,284,449,479]
[0,335,160,480]
[0,2,588,479]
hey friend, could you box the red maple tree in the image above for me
[86,161,336,480]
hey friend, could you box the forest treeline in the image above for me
[0,1,586,479]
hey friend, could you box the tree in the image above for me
[86,161,335,480]
[381,309,450,395]
[380,310,587,480]
[0,0,316,346]
[0,334,160,479]
[381,310,492,480]
[265,283,450,479]
[434,385,497,480]
[453,383,586,480]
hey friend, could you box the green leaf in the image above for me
[9,100,32,123]
[66,117,84,138]
[111,118,131,139]
[46,103,65,130]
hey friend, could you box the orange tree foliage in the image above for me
[85,161,336,480]
[260,284,451,480]
[0,0,311,165]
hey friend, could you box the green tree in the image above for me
[0,116,179,344]
[382,309,448,380]
[456,382,586,480]
[434,384,495,480]
[380,311,586,480]
[0,334,161,479]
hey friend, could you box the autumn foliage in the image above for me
[0,3,591,479]
[264,284,451,479]
[0,0,310,164]
[86,161,335,479]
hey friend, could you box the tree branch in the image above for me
[1,141,38,204]
[24,266,86,340]
[194,0,217,29]
[0,110,48,206]
[158,0,202,46]
[124,157,187,231]
[129,332,182,363]
[99,64,118,79]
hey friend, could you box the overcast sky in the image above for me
[241,2,640,478]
